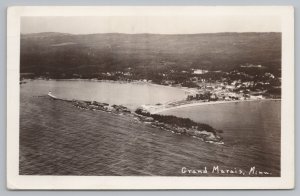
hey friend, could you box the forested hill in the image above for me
[20,32,281,76]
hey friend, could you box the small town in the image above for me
[21,63,281,103]
[85,64,281,102]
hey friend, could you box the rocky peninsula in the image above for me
[49,96,223,144]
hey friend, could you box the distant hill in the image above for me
[20,32,281,76]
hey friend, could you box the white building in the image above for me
[193,69,208,75]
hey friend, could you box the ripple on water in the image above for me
[20,81,281,176]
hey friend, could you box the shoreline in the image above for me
[27,79,281,114]
[22,78,195,93]
[151,99,281,114]
[47,95,224,144]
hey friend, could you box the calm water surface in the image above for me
[31,80,187,110]
[20,80,280,176]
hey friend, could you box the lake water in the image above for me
[161,100,281,173]
[30,79,187,110]
[20,80,281,176]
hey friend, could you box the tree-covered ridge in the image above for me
[20,32,281,77]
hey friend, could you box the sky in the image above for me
[21,15,281,34]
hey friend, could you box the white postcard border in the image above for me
[7,6,294,190]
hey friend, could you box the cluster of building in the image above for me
[95,67,280,102]
[186,80,266,102]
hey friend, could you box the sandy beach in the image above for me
[151,99,281,114]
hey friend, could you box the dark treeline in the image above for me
[135,108,216,134]
[20,32,281,77]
